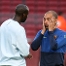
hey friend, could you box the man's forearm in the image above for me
[49,31,57,50]
[31,33,44,51]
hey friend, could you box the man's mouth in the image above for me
[45,26,48,30]
[45,25,48,28]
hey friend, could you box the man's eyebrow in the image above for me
[44,17,51,19]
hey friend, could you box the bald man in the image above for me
[31,11,66,66]
[0,4,32,66]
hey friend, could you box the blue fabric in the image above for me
[31,28,66,66]
[31,28,66,53]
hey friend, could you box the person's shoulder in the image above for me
[36,30,42,35]
[9,19,24,29]
[4,19,12,22]
[20,25,25,31]
[37,30,42,33]
[57,28,66,35]
[1,19,12,26]
[56,28,64,32]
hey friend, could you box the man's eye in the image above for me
[47,18,50,21]
[44,18,50,21]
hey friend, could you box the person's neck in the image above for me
[13,16,21,24]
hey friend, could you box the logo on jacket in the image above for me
[43,36,47,38]
[54,35,57,39]
[64,35,66,38]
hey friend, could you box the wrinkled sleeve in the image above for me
[49,31,57,50]
[49,31,66,52]
[16,27,30,57]
[56,33,66,51]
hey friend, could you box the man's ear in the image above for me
[20,14,24,18]
[19,13,23,17]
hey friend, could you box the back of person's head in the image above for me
[14,4,29,23]
[15,4,29,16]
[58,11,63,16]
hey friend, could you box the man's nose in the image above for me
[45,19,48,23]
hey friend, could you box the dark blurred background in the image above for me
[0,0,66,66]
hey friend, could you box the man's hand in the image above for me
[25,53,32,59]
[48,17,56,31]
[41,18,46,34]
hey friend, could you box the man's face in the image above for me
[43,13,56,29]
[21,13,28,22]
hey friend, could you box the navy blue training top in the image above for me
[31,28,66,66]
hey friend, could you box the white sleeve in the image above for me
[16,27,30,57]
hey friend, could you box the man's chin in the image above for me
[45,27,48,30]
[22,21,25,23]
[21,20,26,23]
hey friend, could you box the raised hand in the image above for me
[41,18,46,34]
[25,53,32,59]
[48,17,56,31]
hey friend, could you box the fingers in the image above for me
[50,17,55,22]
[41,18,46,34]
[43,19,44,27]
[25,54,32,59]
[49,17,55,26]
[43,18,46,28]
[48,17,56,31]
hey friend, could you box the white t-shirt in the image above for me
[0,19,30,66]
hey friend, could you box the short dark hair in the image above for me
[58,11,63,15]
[46,10,58,19]
[15,4,29,16]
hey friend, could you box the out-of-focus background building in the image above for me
[0,0,66,66]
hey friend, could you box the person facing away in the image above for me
[0,4,32,66]
[31,11,66,66]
